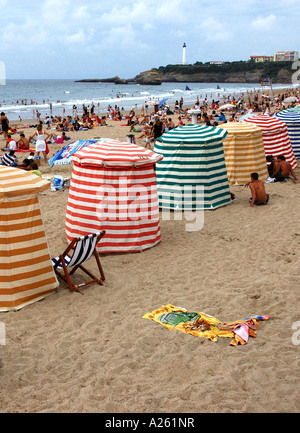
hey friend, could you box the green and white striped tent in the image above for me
[153,124,231,210]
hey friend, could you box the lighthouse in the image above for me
[182,43,187,64]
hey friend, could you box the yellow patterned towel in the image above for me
[143,304,269,345]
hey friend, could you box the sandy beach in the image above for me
[1,91,300,414]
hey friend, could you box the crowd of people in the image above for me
[1,88,300,200]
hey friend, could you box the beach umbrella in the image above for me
[275,110,300,158]
[158,98,168,108]
[284,96,299,103]
[218,104,236,110]
[217,122,268,185]
[153,124,231,210]
[49,138,117,167]
[239,112,257,121]
[241,115,297,169]
[0,166,58,311]
[66,141,163,253]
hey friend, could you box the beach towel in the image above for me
[143,304,269,345]
[14,148,35,153]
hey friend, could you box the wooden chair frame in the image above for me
[52,231,106,294]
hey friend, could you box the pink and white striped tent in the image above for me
[65,141,163,253]
[241,115,297,169]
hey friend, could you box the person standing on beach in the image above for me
[151,118,165,142]
[0,112,9,141]
[29,124,51,164]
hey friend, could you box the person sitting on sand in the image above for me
[137,123,153,140]
[18,158,32,170]
[1,134,17,151]
[101,116,107,126]
[1,150,18,167]
[30,162,42,177]
[266,154,279,178]
[271,155,298,182]
[27,151,35,161]
[166,118,175,131]
[177,116,184,127]
[247,172,269,207]
[62,131,70,141]
[16,133,30,150]
[73,119,81,131]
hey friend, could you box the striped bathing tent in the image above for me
[153,124,231,210]
[66,141,163,253]
[217,122,268,185]
[288,106,300,112]
[241,115,297,169]
[275,110,300,158]
[0,167,58,311]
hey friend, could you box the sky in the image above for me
[0,0,299,80]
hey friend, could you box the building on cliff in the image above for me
[273,51,299,61]
[250,55,273,63]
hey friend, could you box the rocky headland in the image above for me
[75,60,295,85]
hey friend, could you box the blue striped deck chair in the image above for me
[51,231,106,294]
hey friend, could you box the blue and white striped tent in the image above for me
[153,124,231,210]
[275,110,300,158]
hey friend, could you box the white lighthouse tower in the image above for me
[182,43,187,64]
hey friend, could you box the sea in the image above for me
[0,79,296,121]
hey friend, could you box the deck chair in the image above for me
[51,231,106,294]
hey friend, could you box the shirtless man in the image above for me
[166,118,175,130]
[266,154,279,178]
[248,172,269,207]
[16,133,30,150]
[272,155,298,181]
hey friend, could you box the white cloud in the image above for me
[251,14,277,30]
[199,18,233,42]
[1,0,300,79]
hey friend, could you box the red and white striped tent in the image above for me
[0,167,58,311]
[66,141,163,253]
[241,115,297,169]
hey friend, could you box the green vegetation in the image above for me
[157,60,293,79]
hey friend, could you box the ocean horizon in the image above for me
[0,79,296,121]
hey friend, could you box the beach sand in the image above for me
[1,97,300,413]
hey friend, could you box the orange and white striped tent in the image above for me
[217,122,268,185]
[0,166,58,311]
[66,141,163,253]
[241,115,297,169]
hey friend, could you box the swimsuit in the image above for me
[1,118,9,132]
[275,169,289,182]
[249,194,270,205]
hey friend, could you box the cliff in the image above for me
[133,62,294,84]
[75,61,295,85]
